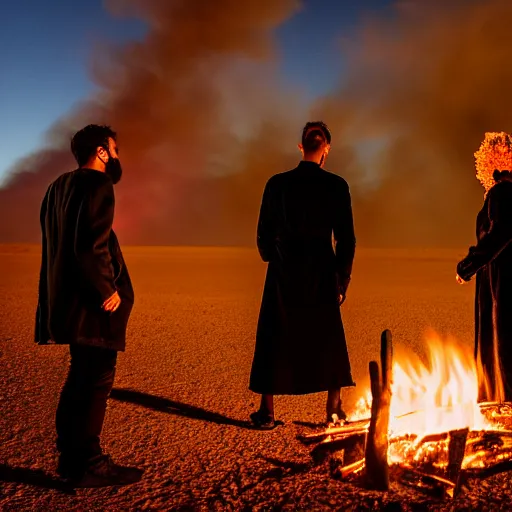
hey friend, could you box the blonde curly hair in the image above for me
[475,132,512,192]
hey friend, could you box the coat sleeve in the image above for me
[35,185,51,343]
[333,180,356,296]
[74,177,117,302]
[256,179,276,262]
[457,182,512,281]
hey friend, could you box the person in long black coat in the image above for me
[457,170,512,403]
[249,121,356,428]
[35,124,142,487]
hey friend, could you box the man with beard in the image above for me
[249,121,356,429]
[35,124,142,487]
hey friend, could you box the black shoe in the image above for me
[64,455,144,488]
[57,456,86,481]
[250,410,278,430]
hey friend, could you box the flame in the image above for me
[347,392,373,422]
[389,334,489,438]
[340,332,511,470]
[347,332,498,438]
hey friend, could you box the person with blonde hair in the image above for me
[457,132,512,402]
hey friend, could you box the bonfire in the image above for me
[299,331,512,499]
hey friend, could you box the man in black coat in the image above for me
[36,124,142,486]
[249,121,356,429]
[457,170,512,403]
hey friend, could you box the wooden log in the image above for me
[328,418,371,430]
[364,329,393,491]
[299,431,365,446]
[476,429,512,437]
[394,464,455,499]
[365,360,382,483]
[446,427,469,498]
[311,431,366,465]
[321,429,369,444]
[478,401,512,409]
[298,420,370,445]
[339,458,365,479]
[464,458,512,479]
[417,432,449,444]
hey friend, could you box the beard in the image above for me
[105,156,123,184]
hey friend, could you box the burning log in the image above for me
[297,421,369,444]
[339,458,365,479]
[478,401,512,410]
[479,402,512,429]
[364,329,393,491]
[326,418,371,430]
[394,464,456,499]
[465,430,512,456]
[464,458,512,479]
[446,428,469,497]
[311,431,366,466]
[300,330,512,498]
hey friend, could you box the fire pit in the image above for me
[299,330,512,499]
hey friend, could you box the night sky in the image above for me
[0,0,391,184]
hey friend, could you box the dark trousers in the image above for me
[56,344,117,467]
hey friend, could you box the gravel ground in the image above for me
[1,245,510,511]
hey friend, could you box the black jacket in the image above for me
[35,168,134,351]
[457,177,512,401]
[250,161,356,395]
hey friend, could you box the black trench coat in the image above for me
[249,160,356,395]
[35,169,134,352]
[457,177,512,401]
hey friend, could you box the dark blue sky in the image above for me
[0,0,390,183]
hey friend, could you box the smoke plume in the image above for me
[2,0,512,248]
[315,0,512,246]
[0,0,303,245]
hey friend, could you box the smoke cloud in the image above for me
[315,0,512,246]
[0,0,303,245]
[2,0,512,247]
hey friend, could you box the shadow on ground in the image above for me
[259,456,312,479]
[110,388,284,431]
[0,464,76,494]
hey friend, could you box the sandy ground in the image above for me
[1,245,509,511]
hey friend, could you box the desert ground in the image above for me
[1,245,510,511]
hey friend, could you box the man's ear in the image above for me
[298,143,304,156]
[97,146,109,163]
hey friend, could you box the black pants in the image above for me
[56,344,117,467]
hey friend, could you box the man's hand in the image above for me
[456,274,467,285]
[103,291,121,312]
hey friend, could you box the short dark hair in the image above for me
[302,129,327,153]
[301,121,331,146]
[71,124,117,167]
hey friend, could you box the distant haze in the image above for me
[2,0,511,248]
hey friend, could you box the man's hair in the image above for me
[71,124,117,167]
[301,121,331,154]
